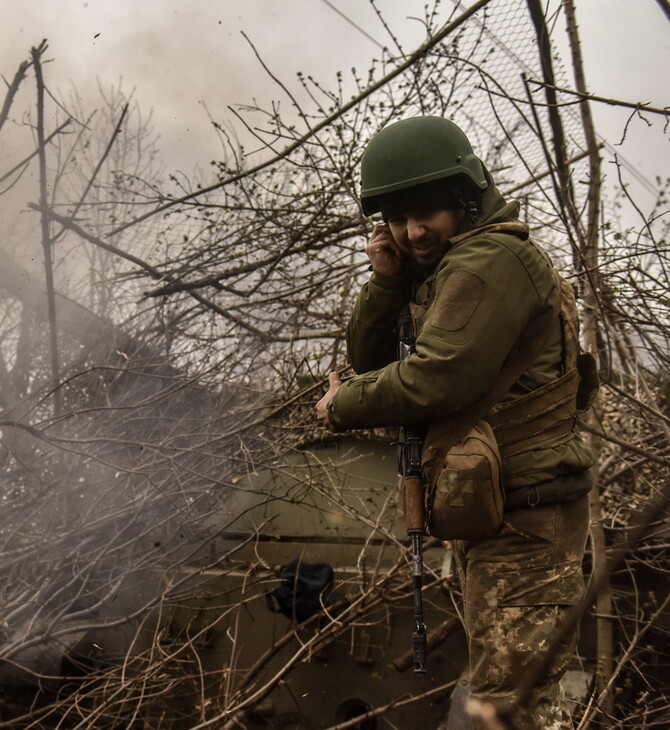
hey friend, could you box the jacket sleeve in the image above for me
[345,270,411,373]
[331,236,557,429]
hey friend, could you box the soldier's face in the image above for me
[387,208,465,266]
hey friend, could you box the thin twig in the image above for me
[527,79,669,117]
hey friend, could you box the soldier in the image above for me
[316,116,596,729]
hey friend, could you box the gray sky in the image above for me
[4,1,425,170]
[2,0,668,193]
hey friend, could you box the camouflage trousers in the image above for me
[452,494,590,730]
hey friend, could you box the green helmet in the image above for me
[359,116,488,216]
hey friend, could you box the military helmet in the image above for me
[359,116,488,216]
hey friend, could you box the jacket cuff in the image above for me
[328,396,346,430]
[369,270,411,291]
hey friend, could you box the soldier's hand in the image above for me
[315,372,343,432]
[366,223,405,278]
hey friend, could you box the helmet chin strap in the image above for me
[467,199,479,223]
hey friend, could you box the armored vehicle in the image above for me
[167,434,469,728]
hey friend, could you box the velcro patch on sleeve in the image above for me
[430,269,485,332]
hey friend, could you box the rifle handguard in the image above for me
[403,476,426,533]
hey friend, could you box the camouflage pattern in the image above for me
[452,493,590,729]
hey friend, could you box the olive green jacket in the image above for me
[330,177,593,501]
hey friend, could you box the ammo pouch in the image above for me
[577,351,599,412]
[422,419,505,541]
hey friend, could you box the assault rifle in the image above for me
[398,308,427,674]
